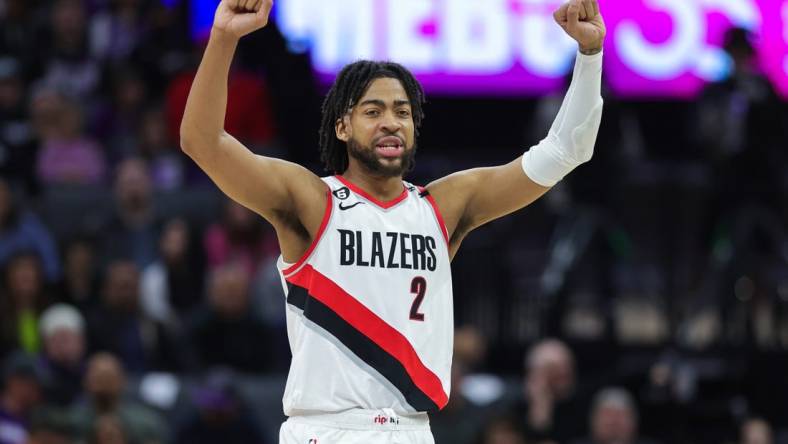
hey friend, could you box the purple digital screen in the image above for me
[602,0,787,98]
[270,0,788,98]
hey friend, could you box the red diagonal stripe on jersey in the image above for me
[287,264,449,409]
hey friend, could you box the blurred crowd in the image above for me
[0,0,786,443]
[1,0,289,442]
[431,332,781,444]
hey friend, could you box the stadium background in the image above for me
[0,0,786,443]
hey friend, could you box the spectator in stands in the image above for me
[37,304,86,406]
[38,0,101,101]
[69,353,165,444]
[0,56,38,195]
[0,0,44,75]
[0,178,61,282]
[137,106,187,191]
[90,414,130,444]
[697,27,784,166]
[98,158,160,268]
[0,252,51,357]
[27,431,71,444]
[140,218,203,327]
[513,339,589,443]
[187,264,274,373]
[56,236,99,310]
[693,27,788,355]
[0,353,44,444]
[203,198,278,277]
[570,387,661,444]
[24,410,74,444]
[454,326,489,372]
[131,0,192,95]
[94,68,150,163]
[740,418,773,444]
[87,260,182,373]
[32,88,106,186]
[89,0,147,64]
[475,415,528,444]
[696,27,786,227]
[432,327,498,444]
[174,371,267,444]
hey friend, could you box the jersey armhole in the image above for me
[419,187,450,246]
[282,188,333,277]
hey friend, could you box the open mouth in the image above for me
[375,136,405,158]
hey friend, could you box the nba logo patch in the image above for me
[333,187,350,200]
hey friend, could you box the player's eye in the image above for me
[365,109,380,117]
[397,109,411,118]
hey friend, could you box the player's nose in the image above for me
[379,111,403,132]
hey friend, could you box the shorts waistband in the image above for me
[287,409,430,431]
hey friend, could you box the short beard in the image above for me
[347,137,416,178]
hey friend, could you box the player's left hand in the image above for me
[554,0,606,54]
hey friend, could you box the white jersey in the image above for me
[278,175,453,416]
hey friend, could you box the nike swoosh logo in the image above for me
[339,202,365,211]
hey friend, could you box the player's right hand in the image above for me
[213,0,273,39]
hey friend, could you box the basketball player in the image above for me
[180,0,605,442]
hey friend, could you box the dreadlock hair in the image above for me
[319,61,426,174]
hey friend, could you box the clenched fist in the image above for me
[213,0,274,39]
[554,0,606,54]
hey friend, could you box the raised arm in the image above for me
[427,0,606,253]
[180,0,326,257]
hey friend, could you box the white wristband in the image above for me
[522,51,604,187]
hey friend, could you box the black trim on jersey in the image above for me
[285,283,440,412]
[418,189,430,198]
[286,282,308,309]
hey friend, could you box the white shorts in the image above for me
[279,409,435,444]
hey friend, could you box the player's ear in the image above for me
[335,115,350,142]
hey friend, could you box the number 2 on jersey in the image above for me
[409,277,427,321]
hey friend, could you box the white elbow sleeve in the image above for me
[522,51,604,187]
